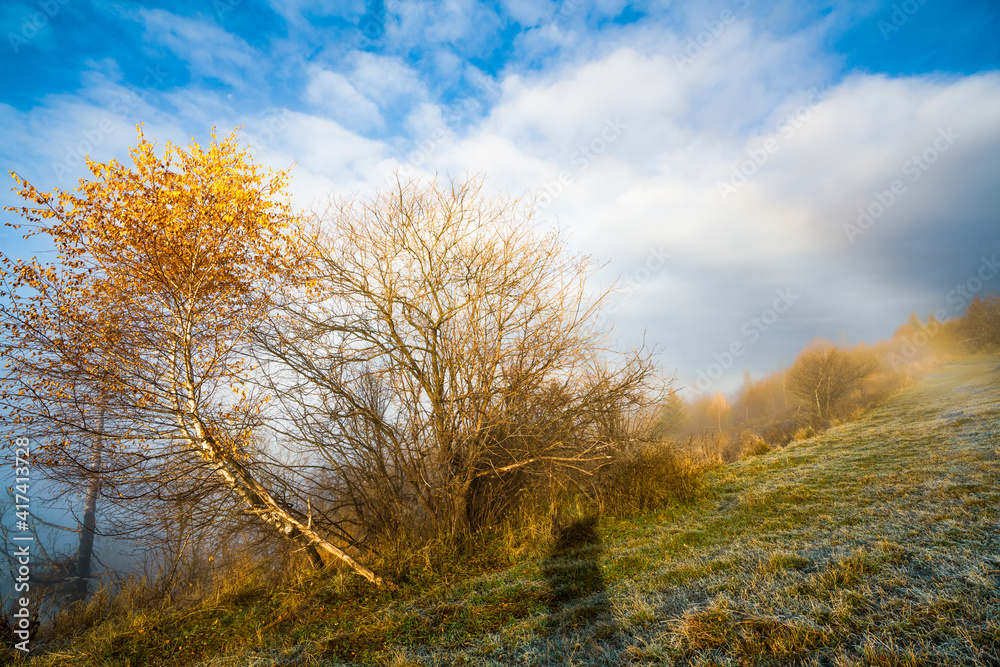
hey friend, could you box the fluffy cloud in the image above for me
[305,67,384,131]
[378,37,1000,391]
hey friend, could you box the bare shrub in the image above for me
[758,418,799,447]
[683,429,740,464]
[739,431,772,457]
[657,391,689,437]
[261,175,666,553]
[792,426,816,441]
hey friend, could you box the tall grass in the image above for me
[596,443,702,517]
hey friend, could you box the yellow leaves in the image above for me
[2,127,307,469]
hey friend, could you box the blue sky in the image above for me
[2,0,999,395]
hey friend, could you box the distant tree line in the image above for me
[659,296,1000,463]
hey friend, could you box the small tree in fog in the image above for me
[709,393,730,433]
[958,295,1000,353]
[657,392,688,437]
[786,339,879,427]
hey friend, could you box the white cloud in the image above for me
[139,9,258,88]
[499,0,556,26]
[301,53,429,133]
[245,111,389,207]
[305,66,384,131]
[348,52,426,107]
[371,36,1000,392]
[262,0,365,26]
[0,72,192,191]
[387,0,501,48]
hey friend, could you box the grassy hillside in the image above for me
[23,355,1000,666]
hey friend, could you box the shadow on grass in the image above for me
[541,516,614,636]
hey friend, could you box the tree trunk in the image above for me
[195,433,391,588]
[813,368,826,427]
[71,409,103,604]
[304,544,323,569]
[71,474,100,603]
[176,335,391,589]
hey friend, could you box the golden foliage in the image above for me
[0,126,308,459]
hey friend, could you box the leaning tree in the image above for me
[0,129,388,586]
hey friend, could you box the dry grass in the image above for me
[596,444,702,517]
[15,354,1000,666]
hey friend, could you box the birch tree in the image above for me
[0,130,388,586]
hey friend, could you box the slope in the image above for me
[25,355,1000,666]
